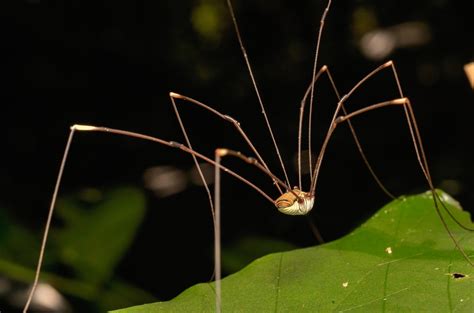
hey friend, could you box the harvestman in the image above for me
[23,0,474,312]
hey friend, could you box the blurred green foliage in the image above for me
[0,187,155,311]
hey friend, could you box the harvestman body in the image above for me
[23,0,474,312]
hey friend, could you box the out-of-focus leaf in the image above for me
[0,186,154,311]
[53,187,147,285]
[0,209,44,267]
[113,190,474,312]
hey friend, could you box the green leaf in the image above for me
[113,190,474,312]
[0,187,154,310]
[53,187,147,285]
[0,212,43,267]
[0,258,154,306]
[221,236,298,273]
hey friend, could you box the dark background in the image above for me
[1,0,473,311]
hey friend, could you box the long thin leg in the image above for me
[388,63,474,232]
[298,63,393,245]
[310,61,401,193]
[325,69,395,199]
[75,126,280,203]
[306,216,325,244]
[170,92,286,194]
[225,0,291,189]
[349,61,474,232]
[340,99,474,265]
[401,99,474,232]
[169,93,217,234]
[307,0,332,176]
[23,130,76,313]
[298,65,395,199]
[24,124,287,312]
[214,150,223,313]
[210,146,292,312]
[312,97,474,266]
[168,93,221,287]
[216,148,303,201]
[298,67,326,189]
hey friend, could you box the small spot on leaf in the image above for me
[452,273,466,279]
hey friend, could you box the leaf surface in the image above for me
[114,191,474,312]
